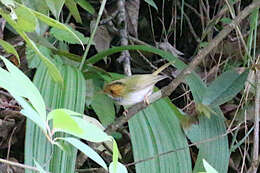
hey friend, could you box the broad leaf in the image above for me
[50,26,90,44]
[91,93,115,126]
[34,160,48,173]
[48,109,84,135]
[1,0,15,7]
[0,39,20,65]
[202,69,249,107]
[32,9,84,47]
[0,56,46,120]
[76,0,95,14]
[65,0,82,23]
[109,162,128,173]
[60,137,108,170]
[129,98,192,173]
[203,159,218,173]
[44,0,65,19]
[144,0,158,10]
[14,4,37,32]
[25,62,86,173]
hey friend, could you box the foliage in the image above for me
[0,0,259,173]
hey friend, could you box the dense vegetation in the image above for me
[0,0,259,173]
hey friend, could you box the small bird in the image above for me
[103,62,172,106]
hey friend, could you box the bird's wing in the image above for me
[123,74,167,91]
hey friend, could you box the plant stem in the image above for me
[79,0,107,70]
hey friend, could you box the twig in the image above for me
[105,0,260,134]
[79,0,107,70]
[116,0,132,76]
[0,158,39,172]
[251,59,260,173]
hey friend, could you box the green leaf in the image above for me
[85,45,183,68]
[184,109,229,173]
[0,39,20,65]
[185,67,229,173]
[15,96,47,131]
[20,32,64,84]
[20,0,49,35]
[0,56,47,120]
[144,0,158,10]
[109,162,128,173]
[25,62,86,173]
[196,103,216,118]
[14,5,37,32]
[203,159,218,173]
[202,69,249,107]
[50,26,90,44]
[60,137,108,170]
[44,0,65,19]
[199,42,209,48]
[112,140,119,173]
[71,116,111,142]
[91,93,115,126]
[129,98,192,173]
[48,109,84,135]
[76,0,95,14]
[0,8,63,83]
[220,17,232,24]
[1,0,15,7]
[32,8,84,47]
[34,160,48,173]
[65,0,82,23]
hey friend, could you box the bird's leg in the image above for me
[123,109,128,116]
[144,89,153,105]
[144,95,150,105]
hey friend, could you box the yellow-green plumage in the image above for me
[103,62,172,106]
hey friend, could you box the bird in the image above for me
[103,62,172,106]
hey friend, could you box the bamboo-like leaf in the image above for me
[144,0,158,10]
[109,162,128,173]
[65,0,82,23]
[60,137,108,170]
[129,98,192,173]
[203,159,218,173]
[1,0,15,7]
[25,61,86,173]
[76,0,95,14]
[71,116,111,142]
[0,39,20,65]
[0,56,46,120]
[44,0,65,19]
[185,70,229,173]
[91,93,115,126]
[202,69,249,107]
[50,26,90,44]
[32,8,84,47]
[0,8,63,84]
[34,160,48,173]
[14,4,37,32]
[48,109,84,135]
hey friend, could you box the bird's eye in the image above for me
[110,89,115,94]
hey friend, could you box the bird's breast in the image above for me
[118,86,154,106]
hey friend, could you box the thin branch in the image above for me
[251,59,260,173]
[116,0,132,76]
[0,158,39,172]
[105,0,260,134]
[79,0,107,70]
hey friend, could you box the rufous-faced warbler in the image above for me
[103,62,172,106]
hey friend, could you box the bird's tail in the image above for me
[152,61,174,75]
